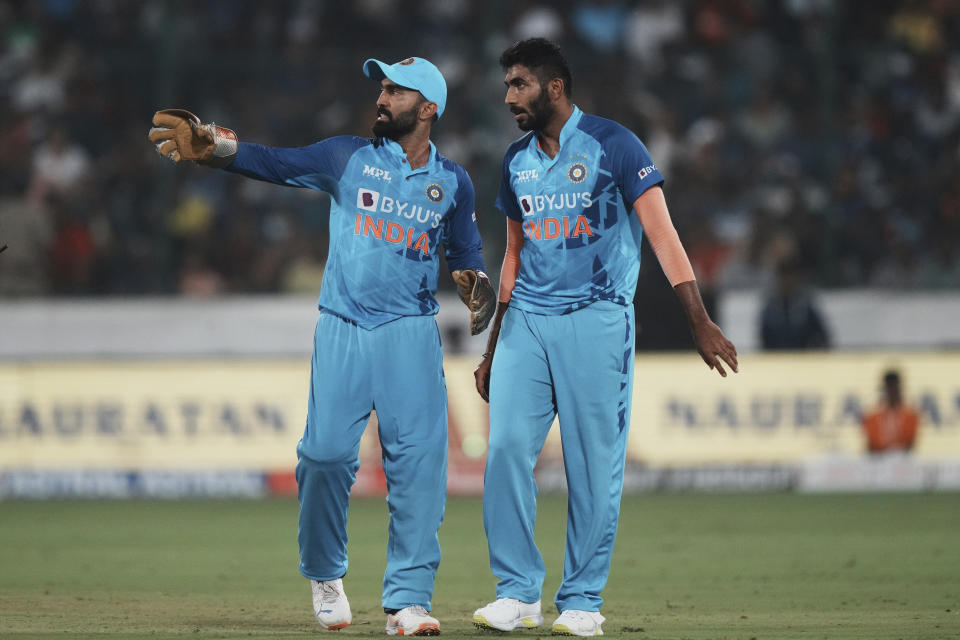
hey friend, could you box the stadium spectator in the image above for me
[862,369,920,453]
[0,191,52,295]
[28,125,90,205]
[623,0,685,74]
[759,257,831,350]
[46,192,95,294]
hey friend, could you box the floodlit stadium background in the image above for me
[1,1,959,497]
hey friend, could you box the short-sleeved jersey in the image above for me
[228,136,484,329]
[496,107,664,315]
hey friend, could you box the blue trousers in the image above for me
[484,304,634,613]
[296,311,448,611]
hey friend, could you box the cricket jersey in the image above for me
[496,106,664,314]
[227,135,484,328]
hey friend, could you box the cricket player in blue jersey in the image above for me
[148,56,494,636]
[471,39,739,636]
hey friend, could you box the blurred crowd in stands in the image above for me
[1,0,959,300]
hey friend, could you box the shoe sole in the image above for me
[551,624,601,637]
[324,622,350,631]
[394,622,440,636]
[473,614,542,632]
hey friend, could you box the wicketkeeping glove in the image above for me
[451,269,495,335]
[148,108,238,167]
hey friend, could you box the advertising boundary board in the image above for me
[1,352,957,497]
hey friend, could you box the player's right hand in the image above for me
[148,108,237,167]
[474,352,493,402]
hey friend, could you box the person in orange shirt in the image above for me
[862,370,920,453]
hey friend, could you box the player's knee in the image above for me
[299,444,359,470]
[486,428,529,462]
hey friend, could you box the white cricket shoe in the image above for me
[473,598,543,631]
[385,605,440,636]
[311,578,351,630]
[551,610,605,636]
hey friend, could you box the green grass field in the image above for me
[1,494,958,639]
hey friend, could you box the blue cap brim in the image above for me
[363,59,390,82]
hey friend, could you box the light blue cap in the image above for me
[363,56,447,118]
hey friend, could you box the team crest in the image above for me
[399,57,416,65]
[567,162,587,183]
[425,183,444,202]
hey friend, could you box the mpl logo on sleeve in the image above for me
[357,188,380,212]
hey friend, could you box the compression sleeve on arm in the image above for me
[633,186,696,286]
[498,218,523,302]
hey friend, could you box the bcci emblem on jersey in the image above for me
[425,184,444,203]
[567,162,587,183]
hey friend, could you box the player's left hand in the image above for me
[691,319,738,377]
[474,352,493,402]
[451,269,495,335]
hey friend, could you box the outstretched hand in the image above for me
[148,108,238,167]
[690,318,739,377]
[148,109,215,163]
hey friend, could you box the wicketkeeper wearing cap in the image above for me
[149,56,494,636]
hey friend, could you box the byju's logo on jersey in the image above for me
[362,164,392,182]
[425,183,444,203]
[515,169,539,183]
[519,195,534,216]
[518,191,592,217]
[356,188,442,227]
[357,188,380,212]
[638,164,657,179]
[567,162,587,183]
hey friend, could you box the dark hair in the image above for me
[499,37,573,97]
[883,370,901,386]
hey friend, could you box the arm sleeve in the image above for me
[499,218,524,302]
[224,135,366,194]
[443,165,485,273]
[494,150,524,222]
[633,186,696,286]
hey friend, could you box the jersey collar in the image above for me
[557,105,583,148]
[380,137,440,178]
[532,105,583,166]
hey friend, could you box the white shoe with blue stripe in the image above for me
[311,578,351,630]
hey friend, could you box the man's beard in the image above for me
[512,87,555,132]
[372,104,420,140]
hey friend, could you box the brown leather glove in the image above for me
[451,269,495,335]
[148,109,237,167]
